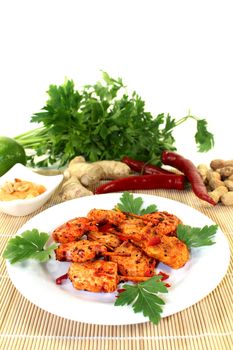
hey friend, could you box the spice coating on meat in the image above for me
[87,231,121,249]
[109,241,156,277]
[87,208,126,226]
[142,211,182,236]
[68,260,118,293]
[52,217,97,243]
[55,240,108,262]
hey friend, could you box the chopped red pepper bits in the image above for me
[148,236,161,246]
[56,273,68,285]
[158,271,169,281]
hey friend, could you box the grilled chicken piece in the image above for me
[87,209,126,226]
[115,213,188,269]
[139,234,189,269]
[117,218,148,241]
[87,231,122,249]
[55,240,108,263]
[109,241,156,277]
[68,260,151,293]
[52,217,97,243]
[142,211,182,236]
[68,260,118,293]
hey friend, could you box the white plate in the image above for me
[6,193,230,325]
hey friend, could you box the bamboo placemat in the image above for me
[0,188,232,350]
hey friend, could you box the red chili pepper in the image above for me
[122,156,174,175]
[55,273,68,285]
[95,173,185,194]
[161,151,216,205]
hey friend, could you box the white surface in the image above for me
[6,193,230,325]
[0,163,63,216]
[0,1,233,165]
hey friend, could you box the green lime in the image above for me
[0,136,27,176]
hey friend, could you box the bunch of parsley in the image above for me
[15,72,214,167]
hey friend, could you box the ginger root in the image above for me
[59,176,93,201]
[60,156,131,200]
[63,156,130,187]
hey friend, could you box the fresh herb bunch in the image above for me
[14,72,214,167]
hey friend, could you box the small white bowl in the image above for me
[0,163,63,216]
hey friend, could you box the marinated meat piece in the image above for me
[141,234,189,269]
[87,208,126,226]
[55,240,108,263]
[52,217,97,243]
[87,231,122,249]
[109,241,156,277]
[68,260,118,293]
[142,211,182,236]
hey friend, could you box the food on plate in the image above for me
[68,260,119,293]
[197,159,233,205]
[108,241,156,277]
[0,178,46,201]
[87,230,122,249]
[53,207,190,277]
[52,217,97,243]
[0,136,26,176]
[3,192,219,325]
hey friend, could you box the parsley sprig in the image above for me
[177,224,218,248]
[3,229,57,264]
[115,276,168,324]
[116,192,157,215]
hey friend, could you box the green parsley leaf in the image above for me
[115,276,168,324]
[177,224,218,248]
[116,192,157,215]
[195,119,215,152]
[3,229,57,264]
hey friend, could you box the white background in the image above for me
[0,0,232,165]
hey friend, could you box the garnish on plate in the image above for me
[115,191,157,215]
[114,275,168,325]
[177,224,218,248]
[3,229,57,264]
